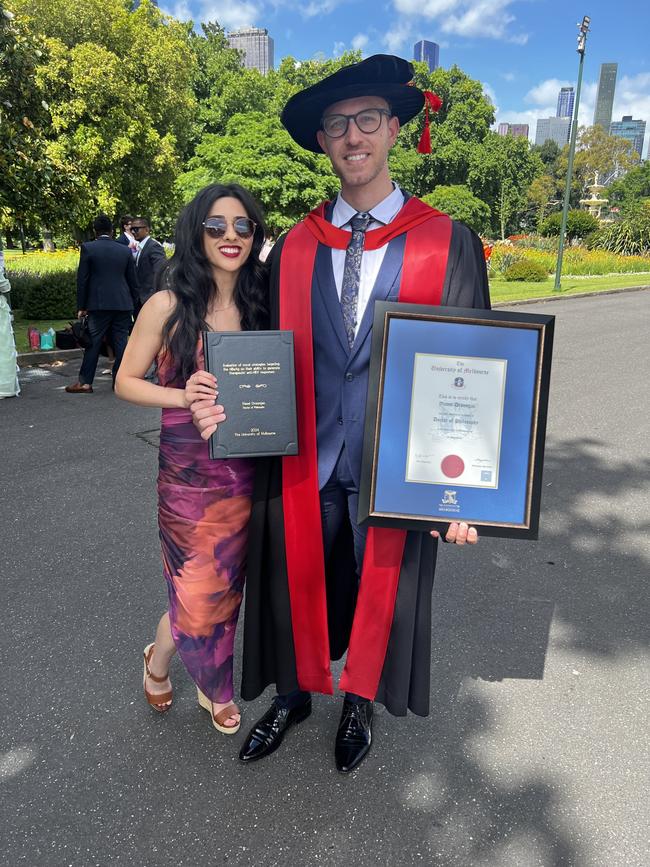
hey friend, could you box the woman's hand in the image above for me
[183,370,218,409]
[189,397,226,441]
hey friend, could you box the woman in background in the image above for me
[116,183,268,733]
[0,265,20,399]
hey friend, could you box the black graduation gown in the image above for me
[242,219,490,716]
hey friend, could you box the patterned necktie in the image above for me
[340,211,371,348]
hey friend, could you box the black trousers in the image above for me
[79,310,132,386]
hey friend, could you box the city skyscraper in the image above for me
[593,63,618,129]
[556,87,575,119]
[535,117,571,148]
[498,123,529,139]
[227,27,274,75]
[610,116,646,161]
[413,40,440,72]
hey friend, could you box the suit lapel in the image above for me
[313,236,350,356]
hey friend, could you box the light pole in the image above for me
[554,15,590,291]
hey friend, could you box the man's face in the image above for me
[130,221,149,240]
[316,96,399,193]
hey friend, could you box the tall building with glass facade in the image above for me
[556,87,575,119]
[413,40,440,72]
[227,28,274,75]
[535,117,571,148]
[593,63,618,129]
[610,116,646,161]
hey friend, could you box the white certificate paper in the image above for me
[406,353,507,488]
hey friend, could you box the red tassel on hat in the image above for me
[417,90,443,154]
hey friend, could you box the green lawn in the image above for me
[490,272,650,303]
[12,312,71,354]
[9,272,650,355]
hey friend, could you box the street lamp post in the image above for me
[554,15,590,291]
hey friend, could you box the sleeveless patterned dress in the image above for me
[157,345,254,702]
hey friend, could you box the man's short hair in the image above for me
[94,214,113,235]
[133,217,150,228]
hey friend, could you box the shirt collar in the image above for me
[332,184,404,229]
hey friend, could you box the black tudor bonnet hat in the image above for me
[281,54,441,154]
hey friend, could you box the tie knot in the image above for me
[350,212,371,232]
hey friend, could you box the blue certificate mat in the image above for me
[358,304,555,539]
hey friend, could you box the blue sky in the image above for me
[162,0,650,158]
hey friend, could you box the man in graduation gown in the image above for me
[192,54,489,773]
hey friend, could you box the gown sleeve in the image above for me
[441,221,491,310]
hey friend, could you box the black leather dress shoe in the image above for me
[335,699,373,773]
[239,697,312,763]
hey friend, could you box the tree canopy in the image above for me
[3,4,647,245]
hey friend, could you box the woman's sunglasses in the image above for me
[202,216,257,240]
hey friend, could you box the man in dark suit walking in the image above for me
[130,216,166,317]
[66,214,138,394]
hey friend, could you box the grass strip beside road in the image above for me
[490,272,650,303]
[10,273,650,356]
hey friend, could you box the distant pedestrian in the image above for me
[0,265,20,399]
[131,217,166,317]
[116,215,139,258]
[65,214,138,394]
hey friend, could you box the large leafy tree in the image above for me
[606,161,650,213]
[9,0,198,234]
[0,4,77,243]
[178,112,338,235]
[467,133,543,237]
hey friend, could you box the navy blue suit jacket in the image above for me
[76,236,138,312]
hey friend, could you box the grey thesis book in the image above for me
[202,330,298,459]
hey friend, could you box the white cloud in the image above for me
[382,21,414,53]
[525,79,572,107]
[501,72,516,82]
[198,0,260,28]
[352,33,369,51]
[390,0,528,44]
[333,40,346,56]
[301,0,341,18]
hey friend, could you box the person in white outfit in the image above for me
[0,264,20,399]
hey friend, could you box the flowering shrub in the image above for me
[488,240,650,277]
[503,260,547,282]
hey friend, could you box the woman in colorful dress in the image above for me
[115,183,268,733]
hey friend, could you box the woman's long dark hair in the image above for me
[157,183,269,383]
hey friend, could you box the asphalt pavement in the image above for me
[1,289,649,867]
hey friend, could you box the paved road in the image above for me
[2,290,649,867]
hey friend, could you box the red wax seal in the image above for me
[441,455,465,478]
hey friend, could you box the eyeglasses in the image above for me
[202,216,257,240]
[131,225,146,232]
[321,108,391,139]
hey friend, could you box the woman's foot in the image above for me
[143,643,173,712]
[197,688,241,734]
[212,700,240,729]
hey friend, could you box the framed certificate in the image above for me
[203,330,298,459]
[358,303,555,539]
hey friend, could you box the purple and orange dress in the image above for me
[156,347,255,703]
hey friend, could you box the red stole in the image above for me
[278,197,452,698]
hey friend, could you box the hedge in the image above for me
[503,260,547,282]
[8,269,77,318]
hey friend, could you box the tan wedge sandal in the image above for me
[143,643,173,713]
[197,687,241,734]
